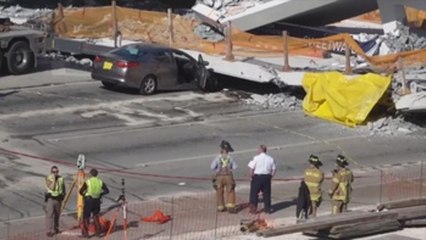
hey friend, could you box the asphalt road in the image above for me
[0,61,425,223]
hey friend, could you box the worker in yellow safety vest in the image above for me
[328,154,353,214]
[79,168,109,238]
[303,154,324,217]
[45,165,66,238]
[211,140,238,213]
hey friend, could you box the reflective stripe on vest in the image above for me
[85,177,103,199]
[304,167,323,201]
[218,157,231,175]
[220,158,229,168]
[305,181,320,188]
[46,176,64,197]
[332,169,351,202]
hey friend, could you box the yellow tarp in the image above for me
[302,72,392,127]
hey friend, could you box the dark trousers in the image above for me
[81,197,101,236]
[249,174,272,212]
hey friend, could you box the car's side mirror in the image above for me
[198,54,209,66]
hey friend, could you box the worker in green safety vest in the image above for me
[45,165,66,238]
[303,154,324,217]
[79,168,109,238]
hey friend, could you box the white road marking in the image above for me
[0,92,231,120]
[136,134,369,166]
[43,110,302,142]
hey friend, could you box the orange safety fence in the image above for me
[52,6,426,71]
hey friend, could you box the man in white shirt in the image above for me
[248,144,276,214]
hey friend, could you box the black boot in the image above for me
[80,219,90,238]
[93,215,102,236]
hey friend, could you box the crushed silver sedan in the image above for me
[91,43,220,95]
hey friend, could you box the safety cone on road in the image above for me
[88,217,111,233]
[142,210,172,224]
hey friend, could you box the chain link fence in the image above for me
[2,192,271,240]
[380,160,425,203]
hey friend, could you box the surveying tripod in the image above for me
[61,154,86,220]
[104,178,128,240]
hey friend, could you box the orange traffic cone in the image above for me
[88,217,111,233]
[142,210,171,224]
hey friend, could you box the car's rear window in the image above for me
[110,46,147,60]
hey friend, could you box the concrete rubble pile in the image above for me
[0,5,51,24]
[193,24,224,42]
[380,22,426,55]
[362,115,419,136]
[243,93,302,111]
[42,52,93,67]
[193,0,269,40]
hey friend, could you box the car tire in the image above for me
[139,75,157,95]
[7,41,35,74]
[101,81,116,89]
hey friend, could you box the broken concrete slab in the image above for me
[193,0,378,32]
[395,92,426,112]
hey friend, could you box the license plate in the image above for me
[103,61,113,70]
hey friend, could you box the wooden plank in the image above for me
[304,220,400,239]
[258,211,398,238]
[329,218,398,233]
[401,218,426,227]
[377,198,426,210]
[390,205,426,220]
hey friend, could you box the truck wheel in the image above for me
[139,75,157,95]
[7,41,35,74]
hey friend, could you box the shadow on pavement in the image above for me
[0,57,91,78]
[271,198,298,213]
[0,90,19,99]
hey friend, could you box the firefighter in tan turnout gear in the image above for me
[303,155,324,217]
[328,154,354,214]
[211,140,237,213]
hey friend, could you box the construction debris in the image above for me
[377,198,426,211]
[363,116,419,136]
[243,93,301,111]
[257,211,399,238]
[0,5,51,24]
[303,218,401,240]
[197,0,268,14]
[380,22,426,55]
[258,198,426,239]
[240,219,270,233]
[193,23,224,42]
